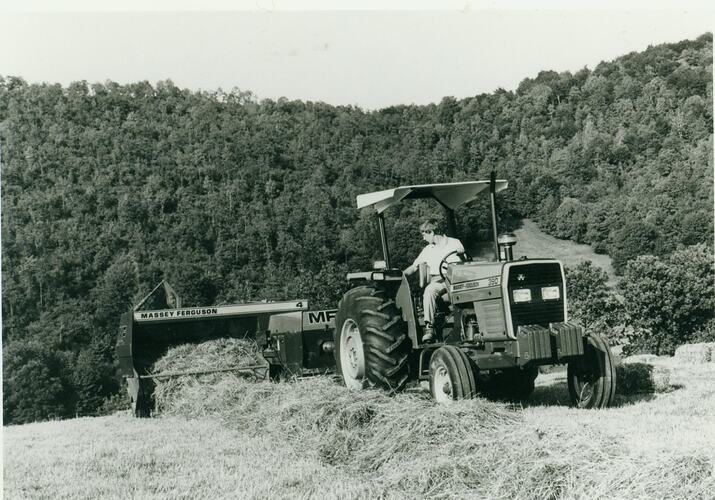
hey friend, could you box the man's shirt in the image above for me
[412,235,465,276]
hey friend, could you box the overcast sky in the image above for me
[1,2,712,109]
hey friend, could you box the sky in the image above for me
[1,1,713,109]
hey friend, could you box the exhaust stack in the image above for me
[498,233,517,261]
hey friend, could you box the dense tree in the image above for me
[565,261,625,343]
[619,244,714,355]
[3,341,75,424]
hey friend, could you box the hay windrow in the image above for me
[674,342,715,363]
[151,341,715,499]
[152,338,263,374]
[617,361,671,394]
[151,339,264,414]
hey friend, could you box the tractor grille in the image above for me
[507,262,565,331]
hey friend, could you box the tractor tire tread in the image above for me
[377,300,396,311]
[356,296,382,304]
[385,334,407,354]
[455,348,478,398]
[361,309,391,321]
[382,316,401,331]
[443,345,476,399]
[365,326,394,341]
[367,345,399,365]
[384,355,409,377]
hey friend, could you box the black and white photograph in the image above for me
[2,1,714,498]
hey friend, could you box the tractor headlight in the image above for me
[541,286,560,300]
[512,289,532,303]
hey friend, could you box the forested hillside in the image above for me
[2,34,712,423]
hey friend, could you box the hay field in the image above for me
[472,219,617,284]
[512,220,617,284]
[5,355,715,499]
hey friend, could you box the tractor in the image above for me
[334,175,617,408]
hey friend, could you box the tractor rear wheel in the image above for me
[567,333,617,409]
[429,345,478,402]
[334,285,410,392]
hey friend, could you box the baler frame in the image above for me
[117,287,337,417]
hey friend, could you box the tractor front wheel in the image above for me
[334,285,411,392]
[429,346,478,402]
[567,333,617,408]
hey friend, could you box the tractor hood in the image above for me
[356,180,508,214]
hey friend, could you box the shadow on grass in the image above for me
[612,393,657,406]
[523,382,571,407]
[522,379,682,408]
[526,381,659,408]
[408,367,681,408]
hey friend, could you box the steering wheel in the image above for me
[439,250,470,280]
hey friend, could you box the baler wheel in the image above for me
[334,285,411,392]
[567,332,617,409]
[134,383,153,418]
[429,345,478,402]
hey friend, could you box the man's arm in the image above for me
[457,239,465,254]
[405,246,428,275]
[444,238,466,263]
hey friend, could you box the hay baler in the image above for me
[334,176,617,408]
[116,281,337,417]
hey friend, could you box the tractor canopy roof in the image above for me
[356,180,508,214]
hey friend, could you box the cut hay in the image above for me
[616,361,671,394]
[674,342,715,363]
[151,338,264,413]
[149,341,714,499]
[621,354,661,364]
[161,374,713,499]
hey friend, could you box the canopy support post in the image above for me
[377,212,391,268]
[490,171,500,261]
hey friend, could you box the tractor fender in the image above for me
[395,276,420,348]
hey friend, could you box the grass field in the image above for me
[5,356,714,499]
[512,220,616,284]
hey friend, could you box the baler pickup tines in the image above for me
[141,363,270,381]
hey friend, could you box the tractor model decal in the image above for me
[306,310,338,325]
[450,275,501,293]
[303,310,338,331]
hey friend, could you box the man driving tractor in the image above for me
[403,217,465,342]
